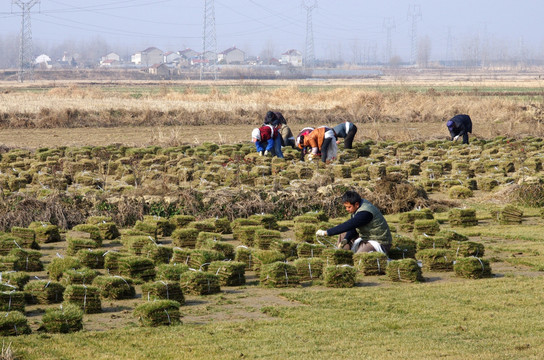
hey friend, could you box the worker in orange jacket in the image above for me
[296,126,337,162]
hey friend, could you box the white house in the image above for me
[281,49,303,67]
[163,51,181,64]
[218,46,245,64]
[131,47,163,66]
[101,52,120,63]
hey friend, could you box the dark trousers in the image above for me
[344,125,357,149]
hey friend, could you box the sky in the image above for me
[0,0,543,62]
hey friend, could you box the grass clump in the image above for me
[141,281,185,304]
[416,249,455,272]
[353,252,388,275]
[208,261,246,286]
[24,280,65,304]
[293,258,324,281]
[118,256,156,282]
[454,257,493,279]
[40,303,83,333]
[0,291,25,312]
[260,262,300,288]
[47,256,82,281]
[323,265,357,288]
[0,311,31,336]
[77,249,106,269]
[179,271,221,295]
[60,268,99,285]
[321,249,354,266]
[63,285,102,314]
[91,275,136,300]
[133,300,182,327]
[386,259,424,283]
[171,228,199,248]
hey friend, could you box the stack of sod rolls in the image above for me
[171,228,199,248]
[254,229,281,250]
[260,262,300,288]
[297,243,326,258]
[181,249,223,271]
[1,272,29,290]
[0,291,25,312]
[235,225,261,247]
[0,255,17,271]
[448,208,478,227]
[133,220,158,239]
[195,238,234,260]
[92,275,136,300]
[124,236,156,256]
[294,223,317,243]
[61,268,99,285]
[386,259,424,283]
[413,219,441,236]
[208,261,246,286]
[398,208,434,232]
[66,237,99,256]
[180,271,221,295]
[454,257,492,279]
[416,249,455,272]
[214,217,232,234]
[234,246,254,270]
[451,241,485,258]
[321,249,354,266]
[231,219,260,241]
[415,233,450,251]
[496,205,523,225]
[324,265,357,288]
[118,256,156,282]
[24,280,65,304]
[0,311,31,336]
[388,235,417,260]
[293,258,324,281]
[270,240,298,260]
[252,250,286,274]
[10,227,39,249]
[28,221,61,243]
[40,303,83,333]
[8,248,43,272]
[63,285,102,314]
[141,243,173,265]
[72,224,103,246]
[104,251,126,275]
[47,256,82,281]
[133,300,181,327]
[141,281,185,304]
[353,252,388,275]
[249,214,279,230]
[142,216,175,237]
[170,215,196,229]
[436,230,468,242]
[156,264,190,281]
[77,249,106,269]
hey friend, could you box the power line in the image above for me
[200,0,217,80]
[407,4,422,65]
[302,0,317,69]
[13,0,40,83]
[383,17,395,64]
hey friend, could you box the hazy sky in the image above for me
[1,0,543,61]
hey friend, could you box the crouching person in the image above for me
[251,125,274,156]
[315,190,392,254]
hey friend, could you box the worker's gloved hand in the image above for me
[307,154,314,161]
[258,151,263,156]
[315,229,327,237]
[339,238,348,247]
[453,135,460,142]
[264,150,269,156]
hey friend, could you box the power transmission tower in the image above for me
[302,0,317,69]
[200,0,217,80]
[383,17,395,65]
[445,27,453,64]
[12,0,40,83]
[407,4,422,65]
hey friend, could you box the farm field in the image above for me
[2,76,544,359]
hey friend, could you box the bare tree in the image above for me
[259,40,276,64]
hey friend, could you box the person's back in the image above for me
[332,121,357,149]
[447,114,472,144]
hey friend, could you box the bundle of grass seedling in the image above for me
[8,248,43,272]
[413,219,441,236]
[478,177,499,191]
[133,220,158,239]
[0,235,22,255]
[494,205,524,225]
[451,241,485,258]
[297,243,326,258]
[170,215,196,228]
[416,249,455,272]
[124,235,157,256]
[47,256,82,281]
[40,303,83,333]
[77,249,106,269]
[104,251,126,275]
[259,262,300,288]
[323,265,357,288]
[1,272,29,290]
[171,228,199,248]
[175,249,223,271]
[436,230,468,242]
[180,271,221,295]
[398,208,434,232]
[196,237,234,259]
[72,224,103,246]
[448,208,478,227]
[235,225,262,246]
[231,218,261,235]
[0,290,25,312]
[252,250,286,274]
[63,284,102,314]
[141,243,173,265]
[270,239,298,260]
[10,227,39,249]
[353,252,388,275]
[214,217,232,234]
[133,300,182,327]
[254,229,281,250]
[293,258,324,281]
[28,221,61,243]
[388,235,417,259]
[0,311,31,336]
[208,261,246,286]
[386,259,424,283]
[66,237,99,256]
[321,248,354,266]
[0,256,17,271]
[143,216,176,237]
[454,257,492,279]
[141,281,185,303]
[249,214,279,230]
[92,275,135,300]
[294,223,317,243]
[95,221,121,240]
[24,280,65,304]
[118,256,156,282]
[415,234,450,251]
[156,263,190,281]
[234,246,254,270]
[189,220,216,233]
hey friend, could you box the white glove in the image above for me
[258,151,263,156]
[264,150,269,156]
[316,229,328,237]
[453,135,460,142]
[307,154,314,161]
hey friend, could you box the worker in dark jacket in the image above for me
[276,113,296,148]
[446,114,472,144]
[315,190,392,254]
[333,121,357,149]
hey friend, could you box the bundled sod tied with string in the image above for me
[208,261,246,286]
[124,236,156,256]
[0,311,31,336]
[133,300,182,327]
[451,241,485,258]
[66,237,99,256]
[436,230,468,242]
[47,256,82,281]
[72,224,103,246]
[321,249,354,266]
[61,268,99,285]
[141,281,184,304]
[235,225,262,246]
[141,243,173,265]
[77,249,106,269]
[260,262,300,288]
[0,236,20,255]
[170,215,196,229]
[118,256,156,282]
[252,250,286,274]
[324,265,357,288]
[91,275,135,300]
[96,222,120,240]
[10,227,39,249]
[104,251,126,275]
[293,258,324,281]
[133,221,158,239]
[415,234,450,251]
[234,246,254,270]
[40,303,83,333]
[353,252,388,275]
[413,219,441,236]
[454,257,492,279]
[297,243,326,258]
[9,248,43,272]
[294,223,317,243]
[398,208,434,232]
[388,235,417,260]
[63,284,102,314]
[0,291,25,312]
[24,280,65,304]
[254,229,281,250]
[156,263,190,281]
[214,217,232,234]
[180,271,221,295]
[416,249,455,272]
[1,272,29,290]
[29,222,61,243]
[171,228,199,248]
[249,214,279,230]
[270,239,298,260]
[386,259,424,283]
[196,238,234,259]
[0,256,17,271]
[448,208,478,227]
[495,205,524,225]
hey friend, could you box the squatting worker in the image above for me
[315,190,392,254]
[296,126,338,163]
[446,114,473,144]
[333,121,357,149]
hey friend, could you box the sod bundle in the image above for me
[73,224,103,245]
[1,272,29,290]
[416,249,455,272]
[231,218,261,235]
[0,311,31,336]
[133,220,158,239]
[171,228,199,248]
[170,215,196,228]
[180,271,221,295]
[141,281,185,304]
[8,248,43,272]
[413,219,441,236]
[415,234,450,251]
[63,285,102,314]
[47,256,82,281]
[156,263,190,281]
[259,262,300,288]
[388,235,417,260]
[234,246,254,270]
[0,236,21,255]
[66,237,99,256]
[398,208,434,232]
[353,252,388,275]
[270,239,298,260]
[214,217,232,234]
[0,256,17,271]
[495,205,524,225]
[118,256,156,282]
[61,268,99,286]
[297,243,326,258]
[249,214,279,230]
[294,223,317,243]
[170,248,192,266]
[196,231,224,244]
[321,249,354,266]
[143,216,176,237]
[235,225,262,246]
[293,258,324,281]
[454,257,493,279]
[104,251,126,275]
[124,235,157,256]
[478,177,499,191]
[208,261,246,286]
[77,249,106,269]
[178,249,223,271]
[10,227,39,249]
[133,300,182,327]
[24,280,65,304]
[451,241,485,258]
[254,229,281,250]
[324,265,357,288]
[252,250,286,274]
[189,220,216,233]
[28,222,61,243]
[436,230,469,242]
[0,290,25,312]
[92,275,136,300]
[141,243,173,265]
[386,259,424,283]
[448,209,478,227]
[96,222,121,240]
[40,303,83,333]
[195,238,234,260]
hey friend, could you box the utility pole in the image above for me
[200,0,217,80]
[383,17,395,65]
[302,0,317,70]
[407,4,422,65]
[12,0,40,83]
